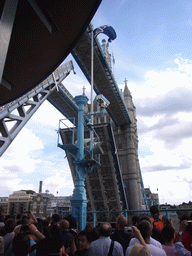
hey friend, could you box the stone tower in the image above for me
[112,79,142,210]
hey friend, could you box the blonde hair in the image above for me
[129,243,151,256]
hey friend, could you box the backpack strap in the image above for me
[108,240,114,256]
[151,215,164,223]
[29,243,37,253]
[158,215,163,221]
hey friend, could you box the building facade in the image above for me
[144,188,159,207]
[0,190,72,219]
[8,190,36,216]
[0,197,9,219]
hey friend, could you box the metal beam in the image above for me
[0,61,75,156]
[27,0,58,33]
[0,0,19,85]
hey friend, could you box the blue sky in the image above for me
[1,0,192,205]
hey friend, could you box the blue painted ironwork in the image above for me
[73,95,104,229]
[107,123,128,210]
[60,208,188,227]
[58,94,110,230]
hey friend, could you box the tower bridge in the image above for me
[0,0,148,223]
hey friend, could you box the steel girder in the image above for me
[0,61,76,156]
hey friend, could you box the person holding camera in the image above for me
[111,215,131,255]
[126,220,166,256]
[60,219,76,255]
[174,215,192,252]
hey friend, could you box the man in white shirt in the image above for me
[126,220,166,256]
[90,222,124,256]
[129,216,162,249]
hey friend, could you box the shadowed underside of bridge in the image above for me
[0,0,102,106]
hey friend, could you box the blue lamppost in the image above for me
[70,94,90,231]
[58,92,109,230]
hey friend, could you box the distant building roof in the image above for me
[21,190,36,194]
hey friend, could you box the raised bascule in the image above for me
[0,1,148,227]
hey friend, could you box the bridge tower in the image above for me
[85,78,143,213]
[100,37,143,210]
[111,79,143,210]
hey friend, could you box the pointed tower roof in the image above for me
[123,78,131,97]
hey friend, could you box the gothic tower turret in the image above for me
[122,79,142,209]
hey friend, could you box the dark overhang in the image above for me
[0,0,102,106]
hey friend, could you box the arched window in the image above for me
[39,202,44,213]
[33,202,37,212]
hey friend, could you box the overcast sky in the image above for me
[1,0,192,206]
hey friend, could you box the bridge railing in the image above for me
[58,208,192,227]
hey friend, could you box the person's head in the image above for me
[162,225,175,242]
[129,243,151,256]
[137,220,151,240]
[5,218,16,233]
[16,213,22,220]
[65,215,78,229]
[76,230,91,251]
[21,215,29,225]
[85,223,94,232]
[60,219,69,231]
[99,222,112,237]
[116,215,128,230]
[12,233,30,256]
[52,214,60,224]
[150,205,159,215]
[180,215,189,223]
[87,227,99,243]
[180,215,189,230]
[139,216,151,223]
[36,237,63,256]
[132,215,140,226]
[139,216,153,230]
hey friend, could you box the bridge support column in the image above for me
[70,94,89,231]
[71,167,88,231]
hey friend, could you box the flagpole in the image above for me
[90,26,94,151]
[91,27,94,121]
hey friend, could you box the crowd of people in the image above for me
[0,205,192,256]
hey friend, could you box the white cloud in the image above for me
[42,173,74,196]
[133,58,192,204]
[143,170,192,205]
[2,127,43,174]
[122,58,192,101]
